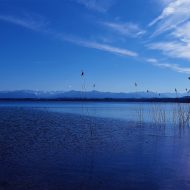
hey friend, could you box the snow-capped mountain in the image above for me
[0,90,187,99]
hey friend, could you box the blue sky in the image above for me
[1,0,190,92]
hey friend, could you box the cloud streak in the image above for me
[75,0,114,12]
[101,21,146,37]
[148,41,190,60]
[148,0,190,61]
[1,9,189,75]
[0,13,138,58]
[156,63,190,74]
[64,36,138,57]
[146,57,190,74]
[149,0,190,36]
[0,14,48,31]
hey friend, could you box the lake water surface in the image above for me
[1,101,190,190]
[0,101,189,123]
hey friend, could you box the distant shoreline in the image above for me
[0,97,190,103]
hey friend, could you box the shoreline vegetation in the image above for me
[0,97,190,103]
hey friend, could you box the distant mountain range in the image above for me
[0,90,188,99]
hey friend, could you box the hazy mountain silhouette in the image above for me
[0,90,187,99]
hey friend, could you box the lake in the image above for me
[0,100,189,124]
[0,101,190,190]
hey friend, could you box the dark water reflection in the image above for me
[0,108,190,190]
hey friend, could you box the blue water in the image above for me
[0,100,188,123]
[1,103,190,189]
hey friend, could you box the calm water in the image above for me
[0,100,188,123]
[1,102,190,189]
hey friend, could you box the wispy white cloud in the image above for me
[155,63,190,74]
[148,0,190,61]
[101,21,146,37]
[172,21,190,43]
[0,14,48,31]
[64,36,138,57]
[75,0,114,12]
[3,10,189,75]
[148,41,190,60]
[149,0,190,36]
[146,58,159,63]
[0,13,138,58]
[146,57,190,74]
